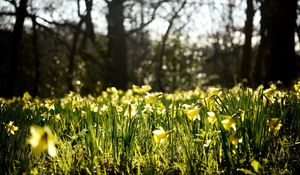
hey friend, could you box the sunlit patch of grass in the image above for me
[1,81,300,174]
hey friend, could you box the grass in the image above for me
[1,82,300,174]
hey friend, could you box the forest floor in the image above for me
[1,82,300,174]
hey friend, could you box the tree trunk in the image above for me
[68,19,84,91]
[80,0,95,47]
[31,16,40,96]
[241,0,254,82]
[106,0,128,90]
[255,0,297,85]
[6,0,28,97]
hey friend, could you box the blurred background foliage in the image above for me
[0,0,299,97]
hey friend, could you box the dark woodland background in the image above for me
[0,0,299,97]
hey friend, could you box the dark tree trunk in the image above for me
[68,19,84,91]
[80,0,95,46]
[5,0,28,97]
[241,0,254,82]
[31,16,40,96]
[106,0,128,90]
[255,0,297,85]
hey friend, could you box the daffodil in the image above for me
[30,168,39,175]
[22,91,32,101]
[229,134,238,146]
[28,125,57,157]
[229,134,242,147]
[263,84,276,97]
[251,160,261,173]
[45,100,55,111]
[268,118,282,132]
[90,102,99,112]
[144,92,162,104]
[153,127,169,144]
[207,111,217,124]
[184,106,200,121]
[142,104,153,113]
[100,105,109,113]
[5,121,18,135]
[124,103,137,117]
[221,115,236,131]
[81,110,87,118]
[207,87,221,98]
[54,114,61,121]
[203,139,212,147]
[132,85,152,94]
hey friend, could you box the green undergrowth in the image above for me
[1,82,300,174]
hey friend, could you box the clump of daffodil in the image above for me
[90,102,99,112]
[268,118,282,132]
[294,81,300,99]
[144,92,162,104]
[132,84,152,94]
[263,84,279,105]
[54,114,61,121]
[183,104,200,121]
[156,102,166,115]
[28,125,57,157]
[207,87,221,98]
[294,81,300,92]
[22,91,32,102]
[207,111,217,125]
[100,104,109,113]
[263,83,277,97]
[142,104,153,113]
[153,127,173,144]
[5,121,19,135]
[124,103,137,117]
[106,87,119,94]
[221,115,236,131]
[45,99,55,111]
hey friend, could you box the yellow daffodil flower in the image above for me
[208,87,221,98]
[153,127,169,144]
[142,104,153,113]
[207,111,217,124]
[54,114,61,121]
[45,100,55,111]
[90,103,99,112]
[22,91,32,101]
[5,121,18,135]
[30,167,39,175]
[229,134,242,147]
[263,84,276,97]
[81,110,87,118]
[221,115,236,131]
[124,104,137,117]
[185,106,200,121]
[132,84,152,94]
[268,118,282,132]
[251,160,261,173]
[28,125,57,157]
[144,92,162,104]
[229,134,238,146]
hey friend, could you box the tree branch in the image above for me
[0,11,16,16]
[126,0,170,35]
